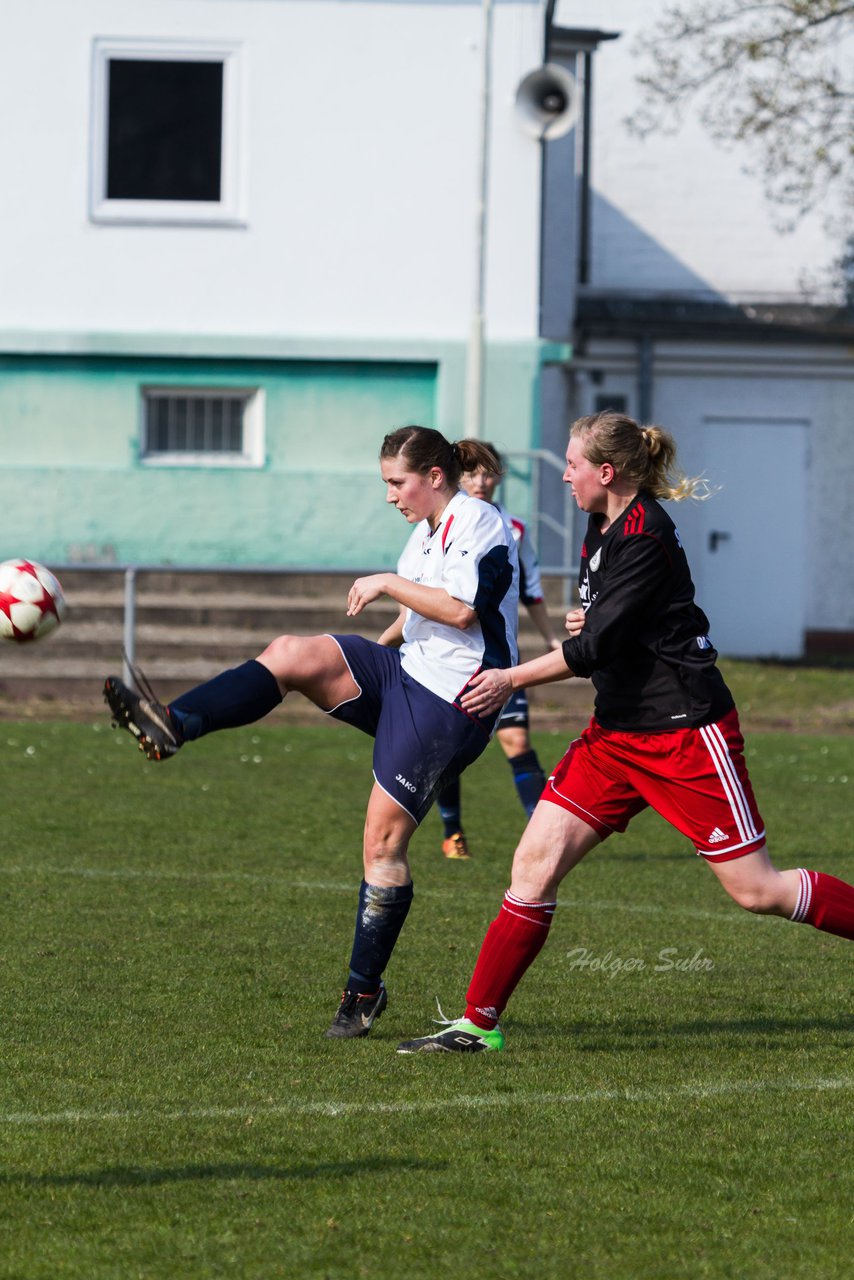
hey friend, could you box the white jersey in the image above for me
[495,503,544,606]
[396,489,519,705]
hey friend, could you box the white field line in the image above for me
[0,863,750,924]
[3,1076,852,1128]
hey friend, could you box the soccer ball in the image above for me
[0,559,66,643]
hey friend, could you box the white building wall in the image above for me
[1,0,547,341]
[555,0,843,302]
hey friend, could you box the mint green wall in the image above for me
[0,339,567,568]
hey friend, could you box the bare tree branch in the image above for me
[627,0,854,230]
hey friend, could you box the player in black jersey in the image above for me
[398,410,854,1054]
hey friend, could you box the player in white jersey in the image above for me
[393,485,520,705]
[104,426,518,1041]
[436,443,561,859]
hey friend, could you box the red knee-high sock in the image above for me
[791,869,854,941]
[464,891,557,1030]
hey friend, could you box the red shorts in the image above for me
[542,708,765,861]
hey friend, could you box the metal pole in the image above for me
[578,50,593,287]
[122,566,137,685]
[464,0,493,439]
[638,334,654,423]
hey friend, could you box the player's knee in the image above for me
[499,728,529,757]
[364,837,411,885]
[365,829,402,858]
[256,633,304,678]
[735,890,770,914]
[727,881,785,916]
[364,813,410,859]
[510,843,560,900]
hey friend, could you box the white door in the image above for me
[700,417,809,658]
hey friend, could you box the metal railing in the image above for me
[501,447,577,587]
[48,563,383,688]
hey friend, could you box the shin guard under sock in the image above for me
[168,659,283,740]
[790,869,854,941]
[508,749,547,818]
[465,890,556,1029]
[347,880,414,994]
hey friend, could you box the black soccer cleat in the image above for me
[325,983,388,1039]
[104,673,182,761]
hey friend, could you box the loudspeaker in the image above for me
[514,64,578,140]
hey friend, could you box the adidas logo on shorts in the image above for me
[707,827,729,844]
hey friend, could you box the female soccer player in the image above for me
[104,426,519,1040]
[398,410,854,1053]
[436,443,561,859]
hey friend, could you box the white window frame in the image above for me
[90,37,246,227]
[140,387,265,468]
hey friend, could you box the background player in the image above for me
[398,410,854,1053]
[105,426,519,1041]
[435,442,561,859]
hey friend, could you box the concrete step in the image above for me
[53,569,373,598]
[1,619,565,663]
[1,567,583,717]
[0,638,572,683]
[64,594,573,629]
[63,600,398,630]
[0,669,595,726]
[66,591,573,622]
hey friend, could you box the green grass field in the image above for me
[1,700,852,1278]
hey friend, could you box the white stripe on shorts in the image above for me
[699,722,760,845]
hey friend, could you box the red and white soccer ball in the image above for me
[0,559,66,643]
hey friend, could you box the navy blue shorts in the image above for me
[326,634,494,823]
[498,687,530,730]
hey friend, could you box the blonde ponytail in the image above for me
[572,412,712,502]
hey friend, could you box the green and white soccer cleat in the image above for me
[397,1017,505,1054]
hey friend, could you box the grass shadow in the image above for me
[518,1013,854,1050]
[1,1155,446,1189]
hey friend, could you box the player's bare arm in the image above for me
[347,572,476,629]
[461,646,575,716]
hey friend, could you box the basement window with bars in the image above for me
[141,388,265,467]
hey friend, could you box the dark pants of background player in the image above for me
[326,634,496,823]
[436,687,546,834]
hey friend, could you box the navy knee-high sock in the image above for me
[168,659,283,740]
[508,748,547,818]
[437,776,463,838]
[346,880,414,994]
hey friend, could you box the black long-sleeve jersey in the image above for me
[561,492,734,732]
